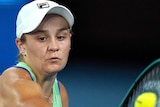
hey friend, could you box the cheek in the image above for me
[61,47,70,67]
[26,44,45,57]
[61,43,71,57]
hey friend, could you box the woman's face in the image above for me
[17,14,72,74]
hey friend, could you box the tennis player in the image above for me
[0,0,74,107]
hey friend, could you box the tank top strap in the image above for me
[53,79,62,107]
[16,62,37,82]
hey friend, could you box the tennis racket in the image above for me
[119,58,160,107]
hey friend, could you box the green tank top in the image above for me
[16,62,62,107]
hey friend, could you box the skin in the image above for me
[0,14,71,107]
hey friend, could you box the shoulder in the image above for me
[58,81,69,107]
[0,67,42,95]
[1,67,32,80]
[0,67,46,107]
[0,66,42,92]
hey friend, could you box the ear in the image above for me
[15,38,25,51]
[70,33,72,37]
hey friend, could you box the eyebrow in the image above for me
[57,26,70,32]
[27,26,70,35]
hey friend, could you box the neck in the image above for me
[37,73,57,97]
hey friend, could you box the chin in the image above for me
[47,67,64,73]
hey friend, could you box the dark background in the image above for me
[62,0,160,63]
[0,0,160,106]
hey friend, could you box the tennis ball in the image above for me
[134,92,157,107]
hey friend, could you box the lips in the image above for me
[47,57,60,62]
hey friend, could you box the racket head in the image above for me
[119,58,160,107]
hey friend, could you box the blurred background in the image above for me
[0,0,160,106]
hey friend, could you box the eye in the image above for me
[57,35,65,41]
[38,37,47,42]
[57,30,70,41]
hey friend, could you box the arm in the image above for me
[0,67,51,107]
[59,81,69,107]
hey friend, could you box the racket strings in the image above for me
[127,64,160,107]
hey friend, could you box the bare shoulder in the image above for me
[0,67,40,91]
[1,67,32,81]
[59,81,69,107]
[0,67,50,107]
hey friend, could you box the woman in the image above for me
[0,0,74,107]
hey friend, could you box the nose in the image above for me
[48,38,59,52]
